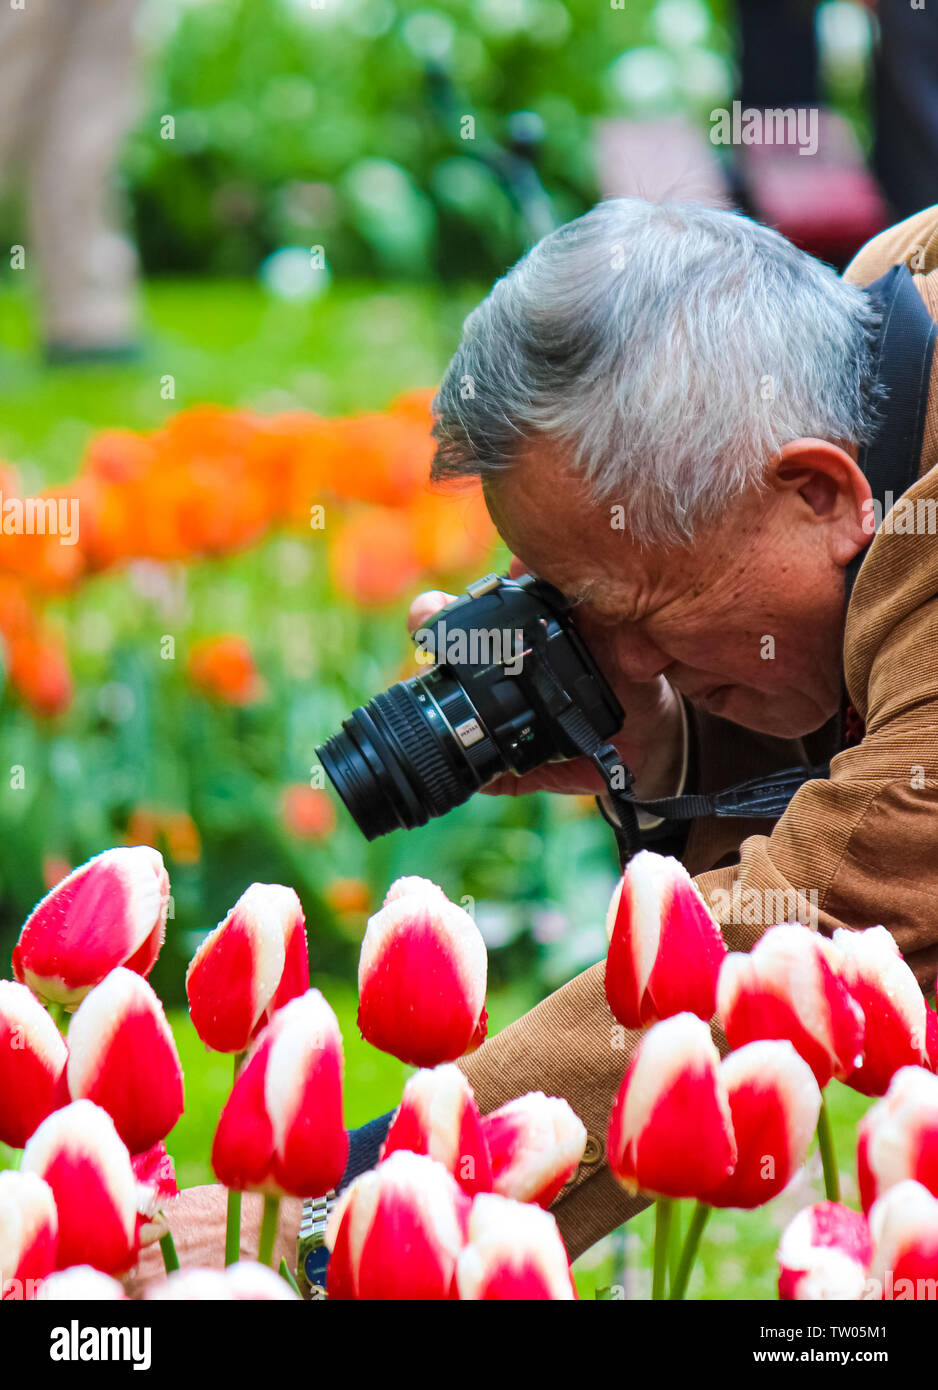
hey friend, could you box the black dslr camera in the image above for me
[316,572,631,841]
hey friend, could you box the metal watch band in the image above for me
[296,1190,336,1299]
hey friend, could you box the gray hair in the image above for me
[431,199,882,545]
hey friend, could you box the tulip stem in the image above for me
[669,1202,683,1290]
[816,1094,840,1202]
[258,1194,281,1267]
[670,1202,711,1301]
[279,1256,301,1296]
[652,1198,673,1300]
[159,1231,180,1274]
[224,1188,242,1266]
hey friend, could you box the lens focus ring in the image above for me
[372,686,465,816]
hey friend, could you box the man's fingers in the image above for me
[406,590,455,635]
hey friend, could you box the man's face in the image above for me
[483,439,862,739]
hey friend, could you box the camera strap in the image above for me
[569,264,935,864]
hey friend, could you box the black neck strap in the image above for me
[605,263,937,864]
[844,263,937,606]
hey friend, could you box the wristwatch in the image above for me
[296,1191,336,1299]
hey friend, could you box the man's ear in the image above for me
[770,437,872,562]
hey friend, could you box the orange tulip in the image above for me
[280,784,336,841]
[187,635,262,705]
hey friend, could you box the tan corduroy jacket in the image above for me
[457,207,938,1261]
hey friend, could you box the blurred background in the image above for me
[0,0,920,1295]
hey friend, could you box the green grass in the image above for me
[0,277,484,481]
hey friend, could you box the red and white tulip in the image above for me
[39,1266,128,1300]
[456,1192,576,1300]
[147,1262,299,1301]
[132,1141,179,1246]
[12,846,169,1009]
[777,1201,872,1301]
[66,967,184,1155]
[358,878,487,1066]
[186,882,309,1053]
[0,978,68,1148]
[857,1065,938,1214]
[326,1150,470,1300]
[0,1170,57,1298]
[604,850,726,1029]
[868,1179,938,1298]
[717,924,863,1089]
[702,1040,821,1209]
[833,926,931,1096]
[212,988,347,1196]
[607,1013,736,1200]
[481,1092,586,1208]
[21,1099,139,1274]
[381,1065,492,1196]
[224,1260,301,1300]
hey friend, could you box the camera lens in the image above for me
[317,671,500,841]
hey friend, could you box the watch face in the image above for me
[303,1247,329,1299]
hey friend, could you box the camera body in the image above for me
[317,573,624,840]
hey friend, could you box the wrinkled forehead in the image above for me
[481,447,665,609]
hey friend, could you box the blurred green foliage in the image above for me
[127,0,737,281]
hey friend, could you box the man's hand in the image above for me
[122,1186,303,1297]
[406,581,685,803]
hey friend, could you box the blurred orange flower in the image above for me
[280,784,337,841]
[323,877,371,917]
[42,855,72,890]
[127,807,201,864]
[0,391,497,719]
[6,632,72,717]
[187,635,262,705]
[329,506,423,607]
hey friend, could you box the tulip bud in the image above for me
[381,1065,493,1196]
[456,1193,576,1300]
[777,1202,872,1300]
[607,1013,736,1200]
[212,989,348,1197]
[12,846,169,1009]
[358,880,487,1066]
[67,968,184,1155]
[147,1269,233,1300]
[21,1099,139,1274]
[868,1180,938,1298]
[224,1261,301,1300]
[186,882,309,1053]
[604,850,726,1029]
[717,923,864,1088]
[0,1170,57,1298]
[39,1266,128,1300]
[146,1262,300,1301]
[132,1141,179,1246]
[481,1092,586,1208]
[326,1151,471,1300]
[833,926,930,1096]
[383,876,448,906]
[857,1065,938,1214]
[702,1040,821,1209]
[0,978,68,1148]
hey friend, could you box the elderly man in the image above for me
[140,197,938,1284]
